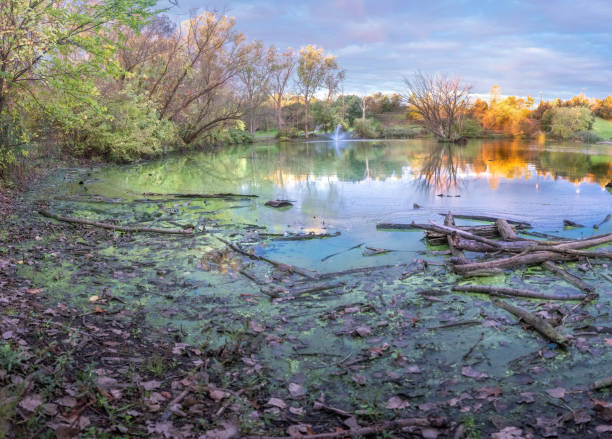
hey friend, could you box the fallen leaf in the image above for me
[56,396,77,408]
[517,392,535,404]
[88,295,99,302]
[19,394,42,412]
[286,424,312,437]
[605,338,612,346]
[385,396,410,409]
[209,389,228,402]
[595,425,612,433]
[354,326,372,337]
[267,397,287,409]
[289,383,306,398]
[461,366,488,380]
[249,321,265,332]
[545,387,565,399]
[351,374,366,385]
[491,426,527,439]
[141,380,161,391]
[406,365,421,374]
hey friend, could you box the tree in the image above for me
[238,41,273,134]
[268,47,295,130]
[134,11,249,145]
[402,72,472,141]
[0,0,154,160]
[296,45,338,139]
[544,107,594,139]
[325,69,345,102]
[593,96,612,120]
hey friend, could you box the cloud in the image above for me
[166,0,612,98]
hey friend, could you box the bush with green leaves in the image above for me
[460,118,483,138]
[382,126,419,139]
[353,119,380,139]
[572,130,602,144]
[543,107,594,139]
[45,87,178,162]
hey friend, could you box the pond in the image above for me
[84,138,612,271]
[27,138,612,428]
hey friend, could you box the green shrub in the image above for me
[460,118,483,138]
[572,130,602,143]
[275,127,301,139]
[543,106,594,139]
[47,88,178,162]
[353,119,380,138]
[382,126,419,139]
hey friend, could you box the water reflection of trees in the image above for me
[104,140,612,196]
[417,143,461,193]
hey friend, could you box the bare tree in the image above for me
[402,72,471,141]
[360,95,371,120]
[238,41,273,134]
[269,47,295,130]
[132,11,249,145]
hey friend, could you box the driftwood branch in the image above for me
[142,192,258,198]
[491,298,568,347]
[216,237,318,280]
[39,209,194,235]
[542,261,594,292]
[453,284,588,301]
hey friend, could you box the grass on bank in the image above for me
[593,117,612,139]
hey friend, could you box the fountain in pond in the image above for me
[330,123,348,141]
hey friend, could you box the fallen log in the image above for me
[453,284,588,301]
[542,261,594,293]
[453,251,574,273]
[453,236,498,253]
[413,222,536,252]
[283,282,345,299]
[496,218,519,241]
[318,263,411,279]
[39,209,194,235]
[445,213,467,263]
[216,237,318,280]
[142,192,258,198]
[260,231,341,241]
[243,416,448,439]
[491,298,568,347]
[564,219,584,228]
[593,214,611,230]
[459,268,505,277]
[437,213,531,227]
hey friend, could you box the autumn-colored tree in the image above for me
[593,96,612,120]
[296,45,338,139]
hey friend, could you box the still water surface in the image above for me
[85,138,612,271]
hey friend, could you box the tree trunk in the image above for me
[304,98,309,139]
[275,102,283,130]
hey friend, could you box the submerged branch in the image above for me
[39,209,194,235]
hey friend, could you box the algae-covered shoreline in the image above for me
[1,140,612,438]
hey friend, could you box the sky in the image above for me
[165,0,612,99]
